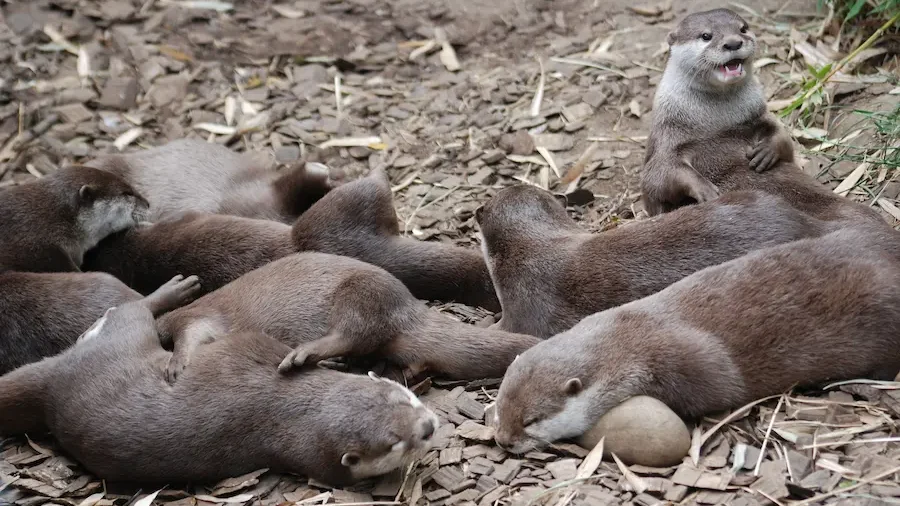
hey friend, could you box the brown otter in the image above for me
[0,166,149,273]
[0,275,439,486]
[293,168,500,311]
[492,224,900,453]
[157,252,539,383]
[641,8,882,227]
[0,271,141,374]
[82,212,294,296]
[477,185,830,338]
[85,139,333,223]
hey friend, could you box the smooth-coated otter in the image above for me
[0,275,439,486]
[82,212,294,296]
[641,8,882,227]
[157,252,539,383]
[293,168,500,311]
[0,271,141,374]
[85,139,333,223]
[0,166,149,273]
[493,225,900,453]
[477,185,829,338]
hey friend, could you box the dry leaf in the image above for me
[319,136,382,149]
[194,493,255,503]
[76,493,105,506]
[42,25,78,55]
[536,146,560,178]
[194,123,237,135]
[506,154,548,166]
[77,47,91,79]
[753,58,780,69]
[159,46,194,62]
[833,163,868,196]
[133,489,162,506]
[114,127,144,151]
[224,96,237,126]
[530,59,545,118]
[628,99,642,118]
[409,40,437,61]
[169,0,234,11]
[612,453,648,493]
[877,199,900,222]
[271,4,306,18]
[434,28,460,72]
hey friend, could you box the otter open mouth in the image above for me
[722,59,744,78]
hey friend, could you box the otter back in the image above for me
[83,212,294,295]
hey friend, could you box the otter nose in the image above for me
[723,39,743,51]
[421,419,435,440]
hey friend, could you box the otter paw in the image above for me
[165,354,188,384]
[278,348,310,374]
[747,142,779,172]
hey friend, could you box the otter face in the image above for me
[494,352,592,454]
[667,9,757,89]
[74,168,150,250]
[340,373,439,481]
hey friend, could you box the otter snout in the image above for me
[722,37,743,51]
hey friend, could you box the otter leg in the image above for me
[674,165,720,205]
[143,274,202,317]
[277,332,354,373]
[165,318,220,384]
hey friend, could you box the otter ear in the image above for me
[79,185,97,203]
[474,205,484,224]
[340,452,360,467]
[564,378,582,396]
[666,31,676,46]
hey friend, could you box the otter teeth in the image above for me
[722,61,743,77]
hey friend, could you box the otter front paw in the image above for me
[278,348,310,374]
[165,354,189,384]
[747,140,780,172]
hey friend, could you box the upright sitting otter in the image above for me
[477,185,828,338]
[0,275,439,486]
[86,139,333,223]
[82,212,295,296]
[0,271,141,374]
[293,168,500,311]
[493,225,900,453]
[157,252,539,383]
[0,166,149,273]
[641,8,882,227]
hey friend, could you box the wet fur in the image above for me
[83,212,294,295]
[494,225,900,452]
[158,252,538,382]
[0,271,141,374]
[478,186,831,338]
[0,277,438,485]
[641,9,882,227]
[86,139,333,223]
[292,168,500,311]
[0,166,149,273]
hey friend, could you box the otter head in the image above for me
[328,372,439,483]
[55,166,150,249]
[666,8,757,89]
[475,185,577,252]
[493,331,647,454]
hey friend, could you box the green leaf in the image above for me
[845,0,868,20]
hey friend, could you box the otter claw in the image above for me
[278,349,310,374]
[748,143,778,172]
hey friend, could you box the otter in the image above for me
[293,168,500,311]
[641,8,882,227]
[0,275,439,486]
[0,271,141,374]
[82,212,294,296]
[85,139,333,223]
[477,185,830,338]
[0,166,149,273]
[157,252,539,383]
[492,225,900,453]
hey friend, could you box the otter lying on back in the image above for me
[0,275,439,486]
[86,139,333,223]
[641,8,881,227]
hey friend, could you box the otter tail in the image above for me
[0,360,50,435]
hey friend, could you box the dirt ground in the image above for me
[1,0,900,505]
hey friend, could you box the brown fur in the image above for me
[640,9,882,228]
[0,271,141,374]
[493,225,900,453]
[477,186,832,338]
[293,168,500,311]
[0,166,149,273]
[86,139,333,223]
[158,252,538,383]
[0,276,437,485]
[83,212,294,295]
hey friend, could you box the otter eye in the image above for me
[740,25,748,34]
[523,416,540,426]
[700,32,712,41]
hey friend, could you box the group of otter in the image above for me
[1,8,898,489]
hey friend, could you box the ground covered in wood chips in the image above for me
[1,0,900,505]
